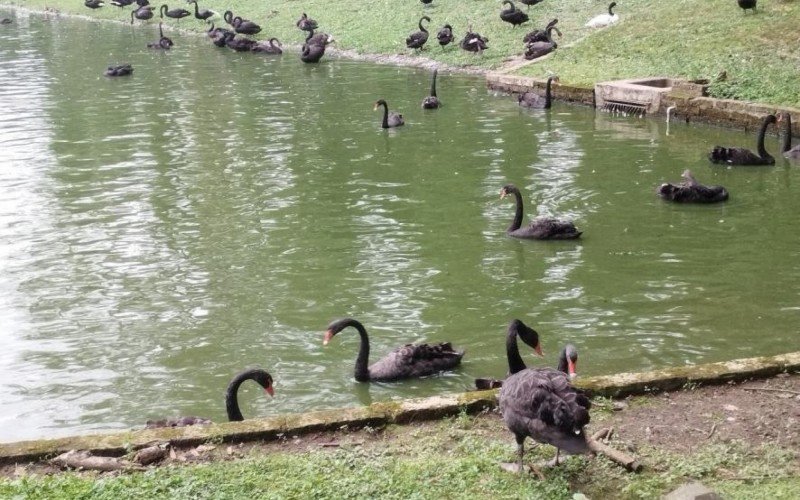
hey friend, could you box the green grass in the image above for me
[6,0,799,105]
[2,413,798,499]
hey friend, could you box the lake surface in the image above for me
[1,11,798,442]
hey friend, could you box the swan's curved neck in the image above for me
[507,189,524,232]
[305,29,313,41]
[556,350,568,373]
[503,0,513,10]
[782,114,793,153]
[419,18,428,32]
[545,77,554,107]
[430,70,437,97]
[225,372,252,421]
[379,101,389,128]
[756,117,774,159]
[506,327,527,374]
[608,3,615,15]
[348,320,371,382]
[192,2,199,15]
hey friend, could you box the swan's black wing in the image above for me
[518,91,545,108]
[658,182,729,203]
[709,146,773,166]
[368,342,464,381]
[406,31,429,49]
[510,217,581,240]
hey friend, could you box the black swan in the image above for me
[657,170,729,203]
[436,24,454,48]
[500,183,581,240]
[147,22,173,49]
[738,0,757,14]
[477,339,579,390]
[709,114,776,166]
[223,10,235,26]
[374,99,405,128]
[188,1,215,22]
[519,0,545,10]
[778,112,800,160]
[524,26,560,60]
[304,29,334,47]
[84,0,104,9]
[131,5,154,23]
[460,25,488,53]
[226,36,257,52]
[296,12,318,32]
[586,2,618,28]
[232,16,261,36]
[518,76,559,109]
[104,64,133,77]
[406,16,431,50]
[323,318,464,382]
[499,354,591,473]
[111,0,134,6]
[160,4,190,20]
[421,69,440,109]
[208,23,234,47]
[300,31,333,63]
[252,38,282,54]
[523,18,558,44]
[0,18,12,24]
[500,0,530,28]
[474,319,544,390]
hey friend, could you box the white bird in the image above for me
[585,2,619,28]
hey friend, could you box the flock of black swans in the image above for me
[4,0,798,473]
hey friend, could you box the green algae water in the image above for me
[0,11,798,441]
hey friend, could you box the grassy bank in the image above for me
[1,408,798,499]
[3,0,799,106]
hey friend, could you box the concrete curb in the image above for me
[1,351,798,466]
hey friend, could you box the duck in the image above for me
[436,24,455,48]
[188,1,215,22]
[657,170,729,203]
[500,0,529,28]
[131,5,154,23]
[323,318,464,382]
[104,64,134,77]
[406,16,431,50]
[296,12,318,32]
[737,0,757,14]
[585,2,619,28]
[517,76,559,109]
[524,25,560,60]
[523,17,558,44]
[474,319,544,390]
[460,25,489,53]
[84,0,104,9]
[374,99,404,128]
[778,112,800,159]
[421,69,441,109]
[500,183,582,240]
[709,114,776,165]
[252,38,283,54]
[144,368,274,428]
[146,22,174,49]
[160,4,190,20]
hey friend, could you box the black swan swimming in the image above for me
[406,16,431,50]
[232,16,261,36]
[374,99,405,128]
[517,75,558,109]
[524,25,560,60]
[778,112,800,160]
[500,183,581,239]
[131,5,154,23]
[421,69,440,109]
[146,22,173,49]
[160,4,190,20]
[474,319,544,390]
[252,38,282,54]
[657,170,729,203]
[323,318,464,382]
[436,24,454,48]
[104,64,133,77]
[499,352,591,473]
[709,114,776,166]
[188,1,215,22]
[226,36,257,52]
[84,0,104,9]
[296,12,318,32]
[586,1,619,28]
[737,0,757,14]
[500,0,530,28]
[460,25,488,53]
[523,18,558,44]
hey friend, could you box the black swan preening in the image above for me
[460,25,488,53]
[131,5,154,23]
[406,16,431,50]
[524,26,560,60]
[146,22,173,50]
[188,1,215,22]
[436,24,454,48]
[84,0,104,9]
[474,319,543,390]
[500,183,581,239]
[323,318,464,382]
[500,0,529,28]
[778,112,800,159]
[709,114,776,166]
[737,0,757,14]
[159,4,190,20]
[374,99,405,128]
[252,38,282,54]
[296,12,318,32]
[300,29,334,63]
[586,1,619,28]
[657,170,729,203]
[208,23,235,47]
[421,69,440,109]
[104,64,133,77]
[517,75,558,109]
[523,18,558,44]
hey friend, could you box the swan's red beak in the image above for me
[265,385,275,397]
[567,358,577,379]
[534,343,544,357]
[323,329,334,345]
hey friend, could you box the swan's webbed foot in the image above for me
[544,448,564,468]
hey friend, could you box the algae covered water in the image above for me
[0,12,798,441]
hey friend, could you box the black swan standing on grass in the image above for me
[296,12,318,32]
[323,318,464,382]
[422,69,440,109]
[709,114,776,165]
[146,22,174,49]
[500,183,582,239]
[657,170,729,203]
[104,64,133,77]
[131,5,154,23]
[145,368,275,428]
[523,18,558,44]
[232,16,261,36]
[517,76,559,109]
[500,0,529,28]
[778,112,800,159]
[188,1,215,22]
[460,25,488,53]
[474,319,544,390]
[406,16,431,50]
[160,4,190,20]
[436,24,454,48]
[524,26,560,60]
[252,38,282,54]
[374,99,405,128]
[737,0,757,14]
